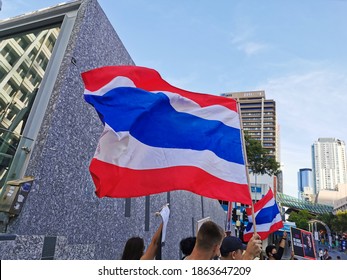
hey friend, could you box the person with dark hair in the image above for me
[323,248,330,260]
[121,223,163,260]
[121,237,145,260]
[184,220,224,260]
[180,237,196,259]
[265,231,287,260]
[121,204,170,260]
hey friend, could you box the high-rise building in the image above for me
[222,90,282,195]
[297,168,314,201]
[221,90,278,161]
[312,138,347,193]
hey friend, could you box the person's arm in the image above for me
[242,233,262,260]
[274,231,287,260]
[278,231,287,249]
[140,223,163,260]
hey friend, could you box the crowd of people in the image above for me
[120,217,344,260]
[119,219,315,260]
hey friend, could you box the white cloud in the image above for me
[229,23,268,56]
[258,66,347,196]
[239,42,267,56]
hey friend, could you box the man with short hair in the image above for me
[185,220,224,260]
[220,234,262,260]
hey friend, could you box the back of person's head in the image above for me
[265,245,276,258]
[196,221,224,251]
[121,237,144,260]
[180,236,196,257]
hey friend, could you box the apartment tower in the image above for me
[312,138,347,193]
[222,90,282,196]
[222,91,278,161]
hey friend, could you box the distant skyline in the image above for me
[1,0,347,197]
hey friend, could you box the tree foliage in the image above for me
[288,210,314,231]
[314,210,347,234]
[244,134,280,176]
[316,213,335,232]
[332,210,347,233]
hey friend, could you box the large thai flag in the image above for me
[243,188,283,241]
[82,66,251,204]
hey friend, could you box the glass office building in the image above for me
[0,25,61,186]
[297,168,313,200]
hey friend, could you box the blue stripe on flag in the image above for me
[245,202,279,231]
[85,87,244,164]
[254,202,279,224]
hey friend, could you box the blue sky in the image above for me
[1,0,347,198]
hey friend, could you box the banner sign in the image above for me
[290,227,316,260]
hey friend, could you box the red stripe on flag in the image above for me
[243,220,284,242]
[82,66,238,111]
[90,158,251,204]
[246,188,274,216]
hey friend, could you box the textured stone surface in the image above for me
[1,0,226,260]
[0,235,44,260]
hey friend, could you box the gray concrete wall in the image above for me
[0,0,226,260]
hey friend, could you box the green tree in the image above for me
[332,210,347,233]
[288,210,314,230]
[244,134,280,176]
[316,213,336,232]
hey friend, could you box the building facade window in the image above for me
[0,26,61,185]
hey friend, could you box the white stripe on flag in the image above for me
[84,76,240,129]
[94,125,248,184]
[245,213,282,233]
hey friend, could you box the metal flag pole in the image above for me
[237,102,257,236]
[226,200,232,234]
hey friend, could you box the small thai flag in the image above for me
[243,188,283,241]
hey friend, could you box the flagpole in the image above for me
[236,102,257,236]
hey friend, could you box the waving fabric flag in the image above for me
[82,65,251,204]
[243,188,283,241]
